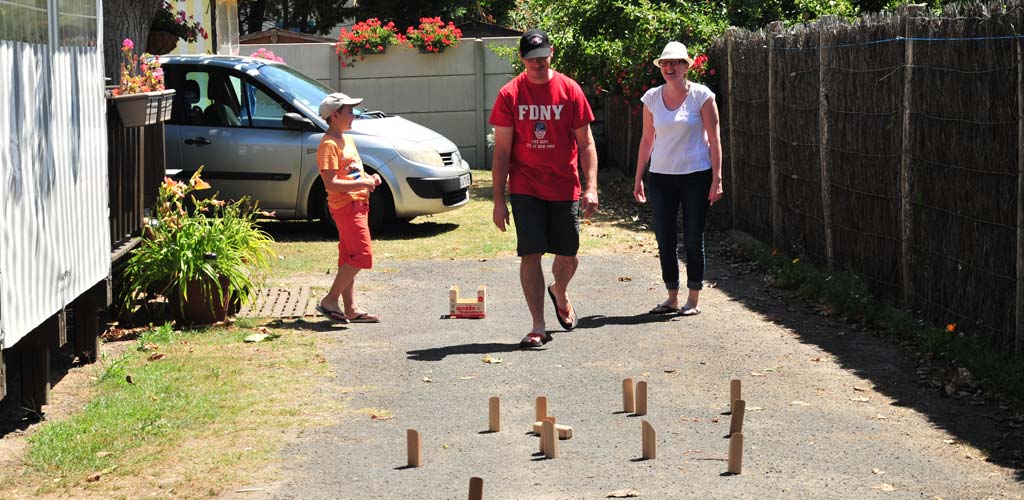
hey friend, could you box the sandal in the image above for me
[679,306,701,317]
[519,332,552,348]
[316,304,349,324]
[346,311,380,323]
[547,285,578,331]
[649,303,680,315]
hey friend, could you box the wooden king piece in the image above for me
[535,396,548,422]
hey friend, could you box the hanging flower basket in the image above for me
[146,29,178,55]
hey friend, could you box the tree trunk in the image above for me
[103,0,163,84]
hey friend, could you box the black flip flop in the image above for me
[316,305,350,324]
[649,304,680,315]
[547,285,578,331]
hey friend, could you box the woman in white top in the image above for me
[633,41,724,316]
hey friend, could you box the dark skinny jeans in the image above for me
[647,169,712,291]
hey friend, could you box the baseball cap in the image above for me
[519,29,551,59]
[318,92,363,119]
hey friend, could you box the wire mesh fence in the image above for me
[711,2,1024,354]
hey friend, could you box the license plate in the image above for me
[459,173,471,188]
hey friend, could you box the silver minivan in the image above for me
[160,55,472,229]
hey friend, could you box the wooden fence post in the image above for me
[474,38,487,170]
[768,29,781,250]
[899,9,919,308]
[819,20,835,268]
[1017,36,1024,355]
[726,28,738,228]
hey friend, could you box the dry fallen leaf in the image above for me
[873,414,888,420]
[872,468,885,475]
[618,276,633,282]
[421,377,432,383]
[850,397,870,402]
[748,406,765,412]
[873,483,896,492]
[86,472,102,483]
[458,376,476,380]
[750,372,764,377]
[95,452,113,458]
[853,386,870,392]
[607,489,639,498]
[370,413,393,421]
[147,352,165,362]
[664,369,677,373]
[481,355,503,364]
[942,439,956,444]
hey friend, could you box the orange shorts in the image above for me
[330,201,373,269]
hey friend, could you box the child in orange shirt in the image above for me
[315,93,382,323]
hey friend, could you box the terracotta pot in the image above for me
[147,30,178,55]
[170,276,233,325]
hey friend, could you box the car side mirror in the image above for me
[283,112,317,131]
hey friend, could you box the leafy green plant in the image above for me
[121,168,275,321]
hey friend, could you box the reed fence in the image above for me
[706,2,1024,354]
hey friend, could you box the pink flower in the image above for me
[122,38,134,50]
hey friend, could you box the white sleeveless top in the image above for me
[640,83,714,175]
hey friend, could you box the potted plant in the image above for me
[336,18,403,67]
[108,38,175,127]
[147,0,209,55]
[405,17,462,53]
[122,169,276,324]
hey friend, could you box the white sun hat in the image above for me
[653,41,694,67]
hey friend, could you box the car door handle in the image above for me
[184,137,212,145]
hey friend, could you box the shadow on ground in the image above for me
[701,231,1024,482]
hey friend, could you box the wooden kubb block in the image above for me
[532,421,573,439]
[407,429,422,468]
[450,285,486,319]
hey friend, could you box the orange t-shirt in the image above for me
[317,134,369,210]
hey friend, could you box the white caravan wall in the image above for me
[240,38,517,169]
[0,41,110,349]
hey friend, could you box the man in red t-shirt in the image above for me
[489,28,599,348]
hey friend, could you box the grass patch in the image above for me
[0,321,335,498]
[264,169,655,281]
[731,230,1024,407]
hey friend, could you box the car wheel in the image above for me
[310,173,395,234]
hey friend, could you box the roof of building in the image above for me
[239,28,336,44]
[454,20,523,38]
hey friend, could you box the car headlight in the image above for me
[393,142,443,167]
[451,150,461,166]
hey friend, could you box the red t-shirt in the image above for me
[489,71,595,201]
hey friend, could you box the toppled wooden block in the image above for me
[532,421,573,439]
[450,285,486,318]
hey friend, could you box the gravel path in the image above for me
[225,246,1024,500]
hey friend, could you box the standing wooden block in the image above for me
[622,378,635,413]
[641,420,656,460]
[468,477,483,500]
[727,432,744,474]
[535,396,548,422]
[488,396,500,432]
[538,417,556,453]
[407,429,422,467]
[729,399,746,436]
[542,420,558,458]
[730,379,742,407]
[635,381,648,416]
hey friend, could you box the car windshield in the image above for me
[256,64,366,118]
